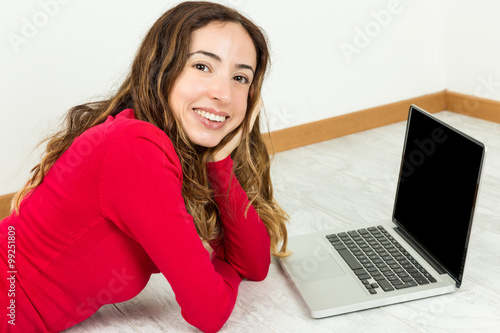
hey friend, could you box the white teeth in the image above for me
[194,109,226,122]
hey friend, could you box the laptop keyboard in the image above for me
[326,226,437,295]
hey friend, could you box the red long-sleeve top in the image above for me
[0,109,271,333]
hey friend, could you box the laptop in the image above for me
[277,104,486,318]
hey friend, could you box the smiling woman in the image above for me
[169,21,257,149]
[0,2,288,333]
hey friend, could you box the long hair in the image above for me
[12,1,288,256]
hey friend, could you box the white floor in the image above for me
[66,111,500,332]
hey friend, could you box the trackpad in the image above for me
[286,246,345,283]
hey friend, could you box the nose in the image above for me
[208,75,232,105]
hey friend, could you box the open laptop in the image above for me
[277,105,486,318]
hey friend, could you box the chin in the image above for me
[189,135,223,148]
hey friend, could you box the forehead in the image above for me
[190,22,257,69]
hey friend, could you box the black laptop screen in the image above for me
[393,106,485,285]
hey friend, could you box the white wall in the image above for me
[0,0,464,194]
[442,0,500,103]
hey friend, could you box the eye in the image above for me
[194,63,210,72]
[234,75,251,84]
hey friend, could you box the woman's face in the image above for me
[169,22,257,148]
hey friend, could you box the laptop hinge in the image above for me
[393,226,447,275]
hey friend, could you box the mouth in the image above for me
[193,108,228,123]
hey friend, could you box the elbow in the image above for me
[182,307,231,333]
[246,269,268,281]
[198,321,225,333]
[250,261,270,281]
[241,255,271,281]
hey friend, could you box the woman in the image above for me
[0,2,288,332]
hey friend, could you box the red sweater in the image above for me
[0,109,271,333]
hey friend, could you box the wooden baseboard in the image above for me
[263,91,446,154]
[264,90,500,154]
[444,90,500,123]
[0,193,13,220]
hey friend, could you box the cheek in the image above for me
[170,73,207,108]
[168,78,185,115]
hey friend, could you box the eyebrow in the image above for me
[188,50,255,75]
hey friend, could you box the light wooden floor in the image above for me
[66,111,500,332]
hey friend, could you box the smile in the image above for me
[193,109,226,123]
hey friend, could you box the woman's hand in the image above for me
[210,97,263,162]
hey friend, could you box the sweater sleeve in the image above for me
[206,156,271,281]
[98,123,241,333]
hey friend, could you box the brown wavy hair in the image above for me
[12,1,288,256]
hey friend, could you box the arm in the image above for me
[99,123,240,333]
[206,156,271,281]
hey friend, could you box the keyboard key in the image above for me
[337,249,362,270]
[378,279,395,291]
[358,274,371,280]
[394,281,418,289]
[415,277,430,285]
[423,272,437,283]
[353,268,368,276]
